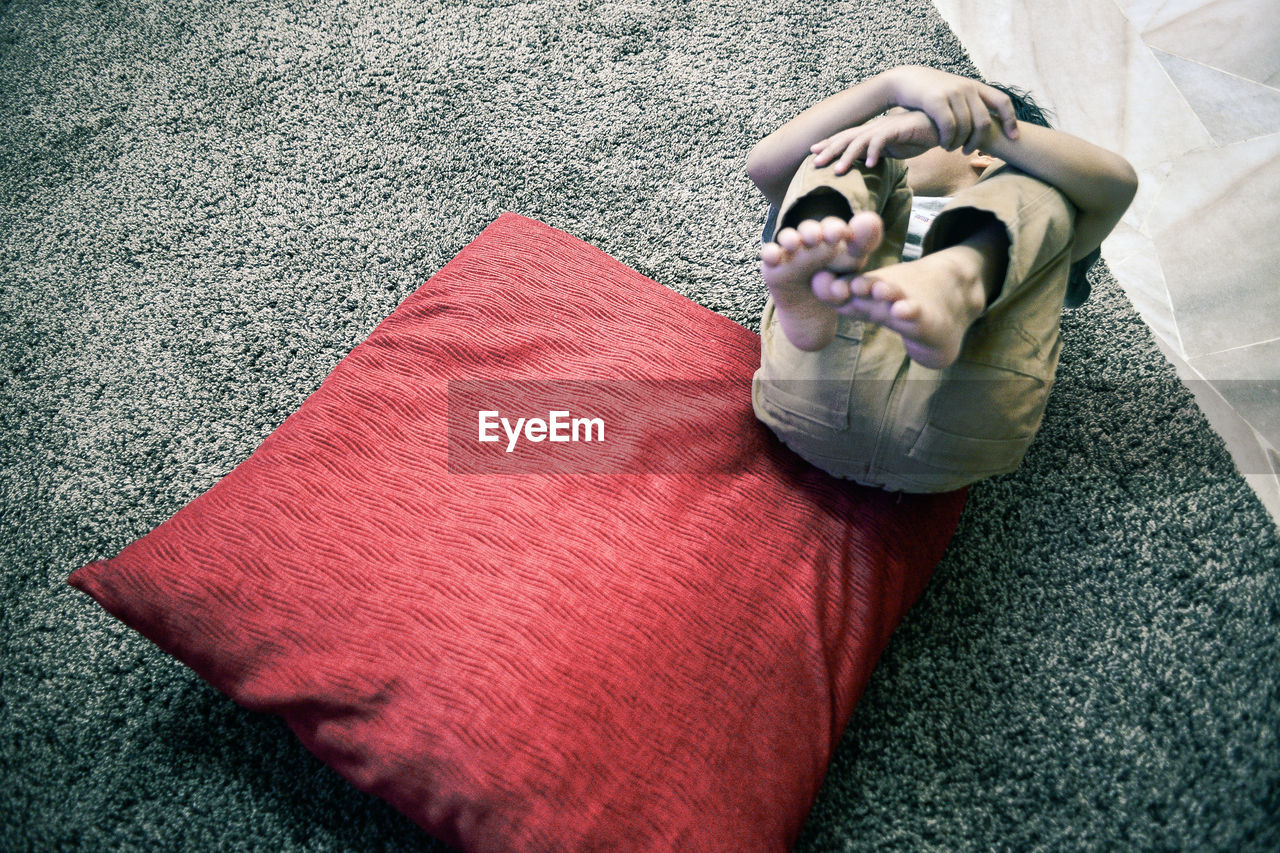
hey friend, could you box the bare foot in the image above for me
[836,242,993,369]
[761,212,883,351]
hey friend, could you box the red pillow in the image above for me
[69,214,965,852]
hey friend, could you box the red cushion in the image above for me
[69,213,966,852]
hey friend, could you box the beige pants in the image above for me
[752,154,1076,493]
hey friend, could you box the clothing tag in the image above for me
[902,196,951,261]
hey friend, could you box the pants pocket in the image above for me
[906,331,1055,478]
[756,311,863,431]
[906,421,1036,476]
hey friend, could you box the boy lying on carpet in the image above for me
[746,65,1138,493]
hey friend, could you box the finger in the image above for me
[866,132,886,169]
[835,147,857,174]
[947,93,971,150]
[810,138,837,164]
[835,133,869,174]
[964,90,991,153]
[981,87,1018,139]
[810,132,838,160]
[813,129,853,165]
[929,96,957,149]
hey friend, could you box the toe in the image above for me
[847,212,884,260]
[796,220,824,247]
[870,278,903,303]
[761,243,787,267]
[819,216,851,244]
[835,293,876,320]
[828,275,852,303]
[775,228,802,252]
[889,299,921,322]
[811,270,851,304]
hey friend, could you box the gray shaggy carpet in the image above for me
[2,0,1277,850]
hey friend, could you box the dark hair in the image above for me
[986,82,1054,129]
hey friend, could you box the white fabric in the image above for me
[901,195,951,262]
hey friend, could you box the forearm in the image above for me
[980,121,1138,260]
[746,72,897,206]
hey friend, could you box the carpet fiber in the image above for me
[2,0,1277,850]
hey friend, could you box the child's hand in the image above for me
[883,65,1018,152]
[809,109,941,173]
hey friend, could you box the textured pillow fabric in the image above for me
[69,213,966,852]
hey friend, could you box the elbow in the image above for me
[1092,155,1139,222]
[744,140,771,187]
[745,142,786,204]
[1116,157,1139,209]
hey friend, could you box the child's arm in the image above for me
[746,66,1020,207]
[975,121,1138,262]
[808,109,1139,263]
